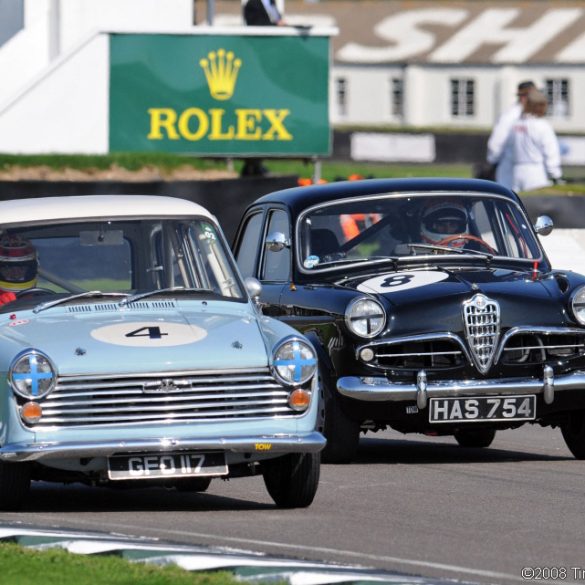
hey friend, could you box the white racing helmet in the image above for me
[421,202,468,245]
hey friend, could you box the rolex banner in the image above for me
[109,33,331,156]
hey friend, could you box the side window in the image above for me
[262,210,291,281]
[470,201,497,250]
[235,212,263,278]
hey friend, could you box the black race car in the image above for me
[233,178,585,462]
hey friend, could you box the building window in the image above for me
[545,79,570,118]
[390,77,403,117]
[335,77,347,117]
[450,78,475,117]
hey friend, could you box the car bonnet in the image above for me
[343,266,567,331]
[0,302,269,376]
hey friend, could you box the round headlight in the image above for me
[345,297,386,338]
[273,338,317,386]
[9,350,56,399]
[571,286,585,325]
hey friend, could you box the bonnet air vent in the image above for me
[67,301,177,313]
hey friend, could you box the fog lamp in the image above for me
[288,389,311,412]
[360,348,375,362]
[21,401,42,424]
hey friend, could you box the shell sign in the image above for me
[109,34,331,156]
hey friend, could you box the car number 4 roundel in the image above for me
[90,322,207,347]
[357,271,448,294]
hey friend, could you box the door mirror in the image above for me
[265,231,290,252]
[244,277,263,302]
[534,215,554,236]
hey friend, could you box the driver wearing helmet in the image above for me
[420,202,469,247]
[0,235,38,306]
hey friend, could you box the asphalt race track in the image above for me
[1,424,583,585]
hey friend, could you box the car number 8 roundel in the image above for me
[357,271,448,294]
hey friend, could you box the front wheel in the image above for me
[0,461,31,510]
[321,372,360,464]
[263,453,320,508]
[454,428,496,448]
[561,411,585,459]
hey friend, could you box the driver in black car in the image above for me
[0,235,38,306]
[420,201,470,248]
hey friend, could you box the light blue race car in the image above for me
[0,195,324,509]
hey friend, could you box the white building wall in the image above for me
[330,64,404,125]
[402,65,425,127]
[0,1,51,106]
[0,33,109,154]
[58,0,193,50]
[0,0,193,108]
[331,62,585,134]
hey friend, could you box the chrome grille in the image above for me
[498,328,585,365]
[360,334,467,371]
[32,369,295,428]
[463,294,500,374]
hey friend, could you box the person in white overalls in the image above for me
[499,89,562,192]
[487,81,535,185]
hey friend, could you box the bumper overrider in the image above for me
[0,432,326,462]
[337,365,580,410]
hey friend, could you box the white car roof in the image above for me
[0,195,216,227]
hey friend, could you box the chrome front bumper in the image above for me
[337,366,580,409]
[0,432,326,462]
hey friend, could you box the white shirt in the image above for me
[261,0,281,23]
[501,114,562,191]
[487,103,522,165]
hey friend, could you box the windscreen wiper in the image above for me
[33,291,129,314]
[119,287,216,307]
[406,243,493,261]
[316,255,398,269]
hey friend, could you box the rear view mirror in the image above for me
[80,230,125,246]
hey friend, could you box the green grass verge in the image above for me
[1,153,583,193]
[0,153,228,173]
[0,543,239,585]
[0,153,474,182]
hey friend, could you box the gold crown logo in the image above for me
[199,49,242,101]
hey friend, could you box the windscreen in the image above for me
[0,218,244,300]
[298,193,541,270]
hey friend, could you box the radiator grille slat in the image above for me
[500,332,585,364]
[39,405,292,425]
[463,294,500,374]
[362,337,466,371]
[32,369,297,428]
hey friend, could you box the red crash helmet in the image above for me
[0,235,38,291]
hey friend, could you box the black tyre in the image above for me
[174,477,212,492]
[454,428,496,448]
[263,453,320,508]
[0,461,31,510]
[321,372,360,464]
[561,411,585,459]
